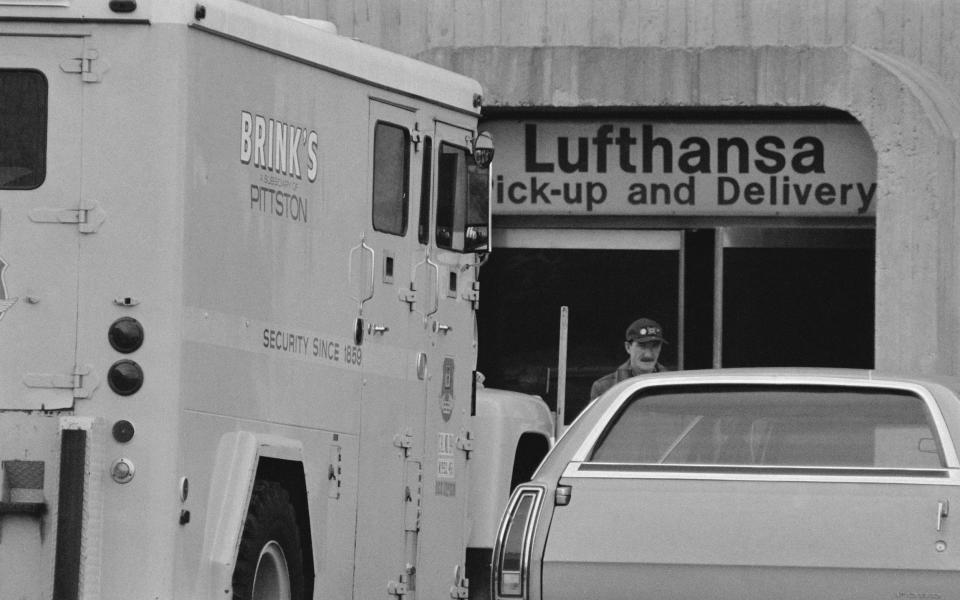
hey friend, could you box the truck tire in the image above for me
[232,481,305,600]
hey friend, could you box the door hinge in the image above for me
[461,281,480,310]
[393,428,414,457]
[327,444,342,500]
[450,565,469,599]
[387,572,412,598]
[456,429,474,460]
[403,460,422,532]
[398,284,416,310]
[450,578,469,599]
[60,49,106,83]
[29,202,106,234]
[411,123,422,151]
[23,365,100,399]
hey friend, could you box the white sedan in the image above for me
[492,368,960,600]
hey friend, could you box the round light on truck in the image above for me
[111,458,135,484]
[112,419,135,443]
[108,317,144,353]
[108,359,144,396]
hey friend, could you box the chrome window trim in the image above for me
[562,461,960,485]
[492,485,545,600]
[570,375,959,469]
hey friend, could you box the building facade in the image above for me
[250,0,960,414]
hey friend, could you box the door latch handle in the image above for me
[938,500,950,532]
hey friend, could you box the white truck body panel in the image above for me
[0,2,506,599]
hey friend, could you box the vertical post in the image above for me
[713,228,724,368]
[678,231,686,370]
[556,306,569,439]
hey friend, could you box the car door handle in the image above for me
[938,500,950,532]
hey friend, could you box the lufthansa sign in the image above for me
[487,120,877,217]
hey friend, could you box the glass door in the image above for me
[717,227,875,368]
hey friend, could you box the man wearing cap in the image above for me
[590,317,670,399]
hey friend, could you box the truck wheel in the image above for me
[232,481,305,600]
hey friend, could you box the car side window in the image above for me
[589,385,945,469]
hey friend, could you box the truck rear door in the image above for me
[354,98,428,600]
[0,33,85,600]
[542,383,960,600]
[0,34,85,411]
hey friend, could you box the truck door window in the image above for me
[418,136,432,245]
[589,385,945,470]
[436,142,489,252]
[372,121,410,236]
[0,70,47,189]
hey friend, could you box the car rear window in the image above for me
[0,70,47,189]
[589,384,945,469]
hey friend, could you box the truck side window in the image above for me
[372,121,410,236]
[418,136,432,245]
[0,70,47,190]
[436,142,489,252]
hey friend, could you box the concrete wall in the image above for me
[249,1,960,95]
[246,0,960,377]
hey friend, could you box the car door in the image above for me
[542,380,960,600]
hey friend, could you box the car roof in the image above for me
[534,367,960,481]
[602,367,960,392]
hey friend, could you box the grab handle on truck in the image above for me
[348,234,375,313]
[409,250,440,320]
[425,256,440,318]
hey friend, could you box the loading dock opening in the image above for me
[478,112,877,423]
[478,225,875,424]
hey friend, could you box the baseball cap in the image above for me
[625,318,667,343]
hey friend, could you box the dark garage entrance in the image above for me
[477,226,874,424]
